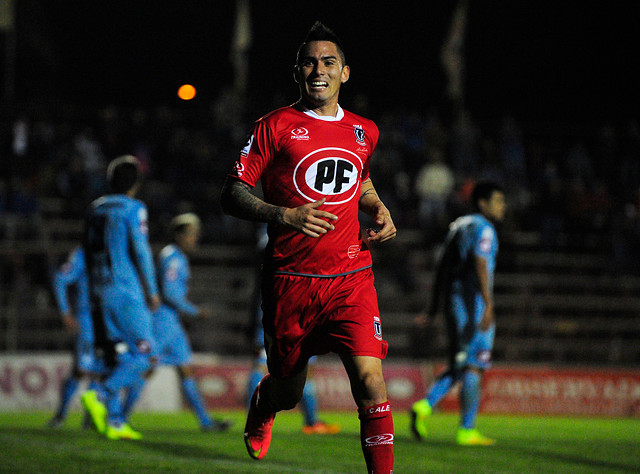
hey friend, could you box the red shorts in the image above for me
[261,268,389,378]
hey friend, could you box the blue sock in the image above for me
[247,369,264,406]
[103,352,150,424]
[460,370,481,429]
[427,371,460,408]
[122,377,146,421]
[182,377,212,428]
[300,379,317,426]
[56,377,79,419]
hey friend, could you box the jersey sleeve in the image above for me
[474,224,496,259]
[128,203,159,298]
[361,121,379,182]
[160,254,199,317]
[52,248,84,315]
[229,119,277,187]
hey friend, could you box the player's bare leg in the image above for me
[341,355,394,474]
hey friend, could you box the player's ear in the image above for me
[341,65,350,84]
[293,65,300,84]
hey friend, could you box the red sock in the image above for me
[358,401,394,474]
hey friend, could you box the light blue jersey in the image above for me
[52,247,96,372]
[438,213,498,369]
[84,194,158,351]
[153,244,198,366]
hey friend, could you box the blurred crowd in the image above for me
[1,92,640,275]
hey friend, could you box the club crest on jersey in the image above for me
[290,127,310,140]
[373,316,382,340]
[293,147,363,204]
[354,125,366,146]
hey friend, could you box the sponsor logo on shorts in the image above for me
[364,433,394,446]
[478,349,492,364]
[136,339,151,354]
[374,316,382,340]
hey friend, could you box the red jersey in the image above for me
[231,103,379,276]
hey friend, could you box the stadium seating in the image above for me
[1,216,639,367]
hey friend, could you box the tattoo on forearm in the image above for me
[360,188,377,200]
[224,181,284,225]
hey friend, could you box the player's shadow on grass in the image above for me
[136,439,237,461]
[504,442,640,473]
[402,433,638,472]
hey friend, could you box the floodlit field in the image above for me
[0,410,637,473]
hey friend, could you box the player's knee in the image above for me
[356,369,387,405]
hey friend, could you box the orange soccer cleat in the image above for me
[302,421,341,435]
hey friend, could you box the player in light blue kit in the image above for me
[48,246,103,428]
[122,213,231,431]
[411,180,506,446]
[81,155,161,440]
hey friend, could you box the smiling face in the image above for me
[295,40,350,116]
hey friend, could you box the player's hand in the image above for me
[479,301,495,331]
[62,313,79,334]
[365,202,396,243]
[413,313,430,328]
[149,294,162,312]
[282,198,338,238]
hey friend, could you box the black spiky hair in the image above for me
[472,180,504,210]
[296,21,346,66]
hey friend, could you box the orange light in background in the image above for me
[177,84,196,100]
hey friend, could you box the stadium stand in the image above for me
[1,103,639,367]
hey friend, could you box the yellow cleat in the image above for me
[410,399,432,441]
[81,390,107,434]
[456,428,496,446]
[105,423,143,440]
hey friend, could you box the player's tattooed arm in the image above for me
[359,178,397,243]
[221,178,338,237]
[221,178,285,225]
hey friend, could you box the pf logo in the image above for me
[293,147,363,204]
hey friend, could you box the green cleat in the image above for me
[410,399,432,441]
[105,423,143,440]
[81,390,107,434]
[456,428,496,446]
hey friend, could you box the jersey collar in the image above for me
[301,104,344,122]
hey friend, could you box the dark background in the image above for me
[3,1,639,124]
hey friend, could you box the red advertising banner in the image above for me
[481,366,640,417]
[194,361,640,417]
[194,360,429,411]
[2,355,639,417]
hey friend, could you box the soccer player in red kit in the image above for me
[221,22,396,473]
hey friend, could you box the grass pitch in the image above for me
[1,410,638,473]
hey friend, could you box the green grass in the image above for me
[1,410,638,473]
